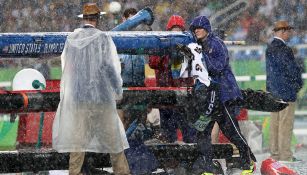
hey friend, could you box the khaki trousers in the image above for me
[69,151,130,175]
[211,122,220,143]
[269,102,295,161]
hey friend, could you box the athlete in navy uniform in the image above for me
[179,16,256,175]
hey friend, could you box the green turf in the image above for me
[231,60,266,90]
[0,67,62,82]
[231,59,265,76]
[0,115,18,150]
[50,67,61,79]
[0,68,20,82]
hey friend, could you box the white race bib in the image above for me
[192,115,210,131]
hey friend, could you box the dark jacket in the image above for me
[190,16,242,103]
[266,38,303,102]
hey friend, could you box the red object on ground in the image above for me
[261,158,299,175]
[17,80,59,148]
[219,108,248,143]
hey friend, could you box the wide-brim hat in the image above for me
[273,20,294,31]
[78,3,106,18]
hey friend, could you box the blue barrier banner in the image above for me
[0,33,68,57]
[0,32,194,57]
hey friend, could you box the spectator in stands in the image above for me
[245,12,267,44]
[1,0,306,45]
[148,15,197,144]
[266,20,303,162]
[52,3,130,174]
[188,15,256,174]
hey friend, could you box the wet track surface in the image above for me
[1,150,307,174]
[1,119,307,175]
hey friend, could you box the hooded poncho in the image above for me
[52,27,129,153]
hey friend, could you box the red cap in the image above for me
[166,15,185,31]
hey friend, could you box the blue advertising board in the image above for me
[0,32,194,57]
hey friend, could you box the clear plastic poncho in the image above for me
[52,27,129,153]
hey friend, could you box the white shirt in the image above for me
[84,23,95,28]
[274,36,286,44]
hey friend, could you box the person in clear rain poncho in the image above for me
[52,3,130,175]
